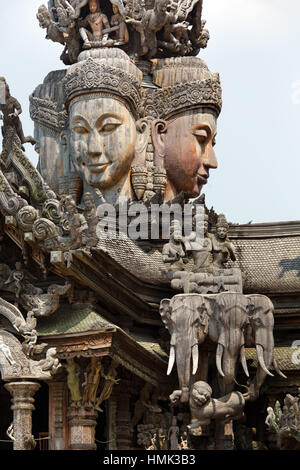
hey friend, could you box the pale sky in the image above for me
[1,0,299,223]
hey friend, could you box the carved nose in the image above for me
[202,145,218,170]
[88,129,103,157]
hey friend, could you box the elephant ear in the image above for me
[159,299,172,332]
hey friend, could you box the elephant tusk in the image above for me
[256,344,274,377]
[216,343,225,377]
[167,345,175,376]
[192,343,199,376]
[240,345,249,377]
[273,357,287,379]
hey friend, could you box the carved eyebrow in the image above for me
[95,113,124,127]
[71,116,90,128]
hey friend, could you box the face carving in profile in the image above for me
[68,97,137,190]
[153,111,218,199]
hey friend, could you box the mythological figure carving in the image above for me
[21,282,71,317]
[95,359,119,411]
[65,357,82,405]
[78,0,111,49]
[0,338,16,365]
[0,78,35,148]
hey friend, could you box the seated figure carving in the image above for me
[78,0,111,49]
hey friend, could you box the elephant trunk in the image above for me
[216,327,245,385]
[168,335,199,403]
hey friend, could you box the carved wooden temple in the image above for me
[0,0,299,451]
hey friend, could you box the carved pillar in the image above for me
[108,391,117,450]
[67,405,98,450]
[48,380,68,450]
[5,381,40,450]
[115,380,132,450]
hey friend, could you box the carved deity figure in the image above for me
[110,4,129,45]
[95,359,119,411]
[82,192,99,247]
[78,0,110,48]
[60,196,88,249]
[186,213,213,274]
[211,214,236,269]
[37,5,81,64]
[65,357,82,405]
[162,220,187,273]
[82,357,102,405]
[168,416,179,450]
[152,58,221,202]
[62,48,148,205]
[0,78,35,147]
[126,0,171,58]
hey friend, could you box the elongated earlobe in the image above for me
[152,119,167,168]
[135,118,150,164]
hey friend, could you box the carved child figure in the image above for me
[79,0,110,48]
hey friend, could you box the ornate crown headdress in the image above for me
[63,49,143,118]
[142,57,222,119]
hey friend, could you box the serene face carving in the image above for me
[89,0,99,13]
[153,111,218,198]
[216,226,228,240]
[68,97,137,190]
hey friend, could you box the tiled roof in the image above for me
[37,304,115,335]
[231,237,300,294]
[36,304,167,361]
[96,231,300,294]
[245,345,299,371]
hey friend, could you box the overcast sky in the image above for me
[1,0,299,223]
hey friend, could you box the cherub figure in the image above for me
[0,77,35,147]
[78,0,110,48]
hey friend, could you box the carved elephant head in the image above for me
[246,294,286,400]
[211,292,250,386]
[159,294,209,403]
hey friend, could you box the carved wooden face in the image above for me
[155,111,218,198]
[69,96,137,190]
